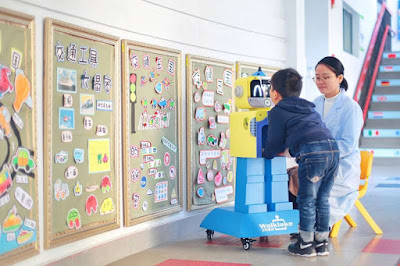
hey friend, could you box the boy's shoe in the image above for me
[315,239,329,256]
[288,238,316,257]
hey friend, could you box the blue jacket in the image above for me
[313,90,363,225]
[263,96,333,159]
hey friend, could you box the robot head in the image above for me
[234,67,272,110]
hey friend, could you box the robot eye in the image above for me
[251,84,264,97]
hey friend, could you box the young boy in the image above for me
[263,68,339,257]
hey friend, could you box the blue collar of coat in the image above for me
[314,89,346,122]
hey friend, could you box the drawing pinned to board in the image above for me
[80,94,95,115]
[88,138,111,173]
[57,67,77,93]
[59,107,75,129]
[13,69,33,113]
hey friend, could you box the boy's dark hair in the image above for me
[271,68,302,98]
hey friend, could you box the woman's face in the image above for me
[315,64,343,98]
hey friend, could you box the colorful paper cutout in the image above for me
[159,97,167,109]
[57,67,77,93]
[154,81,163,94]
[154,171,165,179]
[63,94,73,108]
[222,176,228,186]
[169,166,176,179]
[59,107,75,129]
[132,193,140,208]
[13,69,33,112]
[199,149,221,165]
[130,145,139,157]
[65,166,78,179]
[214,171,222,186]
[223,69,233,87]
[81,70,90,89]
[24,218,36,230]
[100,197,115,215]
[2,205,22,233]
[149,69,160,81]
[138,110,170,130]
[197,168,205,184]
[195,107,206,121]
[202,90,215,107]
[164,152,171,166]
[55,41,65,62]
[83,116,93,130]
[217,114,229,124]
[216,79,224,95]
[221,149,231,170]
[161,136,177,152]
[73,148,84,163]
[85,185,99,192]
[219,132,227,149]
[103,75,112,93]
[16,229,34,245]
[55,150,68,163]
[0,165,12,198]
[207,135,218,147]
[88,138,111,173]
[54,179,69,201]
[223,99,232,114]
[155,56,163,71]
[141,176,147,188]
[198,127,206,145]
[12,148,36,173]
[96,100,112,111]
[143,155,155,163]
[14,186,33,210]
[0,106,11,137]
[101,176,112,193]
[193,92,201,103]
[147,188,154,195]
[131,168,140,182]
[227,171,233,183]
[214,101,222,112]
[130,52,140,68]
[143,55,150,69]
[197,187,204,198]
[205,65,214,83]
[96,125,108,136]
[212,160,218,170]
[0,65,13,99]
[155,181,168,203]
[192,69,202,89]
[66,208,81,229]
[206,169,214,181]
[85,194,98,215]
[208,117,216,129]
[10,48,22,71]
[74,181,82,196]
[167,59,175,75]
[80,94,95,115]
[140,76,147,86]
[168,98,175,110]
[141,98,149,108]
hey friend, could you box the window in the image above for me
[343,8,353,54]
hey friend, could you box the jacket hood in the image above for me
[276,96,315,114]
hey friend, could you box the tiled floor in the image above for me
[109,163,400,266]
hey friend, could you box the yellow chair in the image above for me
[329,151,383,237]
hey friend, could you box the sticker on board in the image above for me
[80,94,95,115]
[100,197,115,215]
[202,90,214,107]
[2,205,22,233]
[66,208,81,229]
[14,69,33,112]
[205,65,213,83]
[63,94,73,108]
[57,67,77,93]
[85,194,98,215]
[198,127,206,145]
[195,107,206,121]
[101,175,112,193]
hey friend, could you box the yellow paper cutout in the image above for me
[88,138,111,173]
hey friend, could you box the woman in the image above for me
[312,56,363,225]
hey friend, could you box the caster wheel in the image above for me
[206,229,214,240]
[243,242,251,250]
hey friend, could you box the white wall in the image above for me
[388,0,400,51]
[1,0,290,264]
[303,0,378,101]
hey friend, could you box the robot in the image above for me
[200,68,299,250]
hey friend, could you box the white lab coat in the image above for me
[313,89,363,225]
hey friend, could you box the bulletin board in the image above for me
[186,55,235,211]
[236,61,279,79]
[0,8,38,264]
[43,18,120,248]
[121,40,182,226]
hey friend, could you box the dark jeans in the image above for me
[295,139,339,234]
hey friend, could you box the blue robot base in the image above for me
[200,207,299,238]
[200,157,299,250]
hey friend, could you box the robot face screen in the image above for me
[250,79,271,98]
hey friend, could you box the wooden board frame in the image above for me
[43,18,120,249]
[121,40,183,226]
[186,54,235,211]
[236,61,280,79]
[0,7,38,265]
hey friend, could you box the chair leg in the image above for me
[329,219,342,238]
[355,199,383,235]
[344,214,357,227]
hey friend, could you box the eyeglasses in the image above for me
[312,76,334,83]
